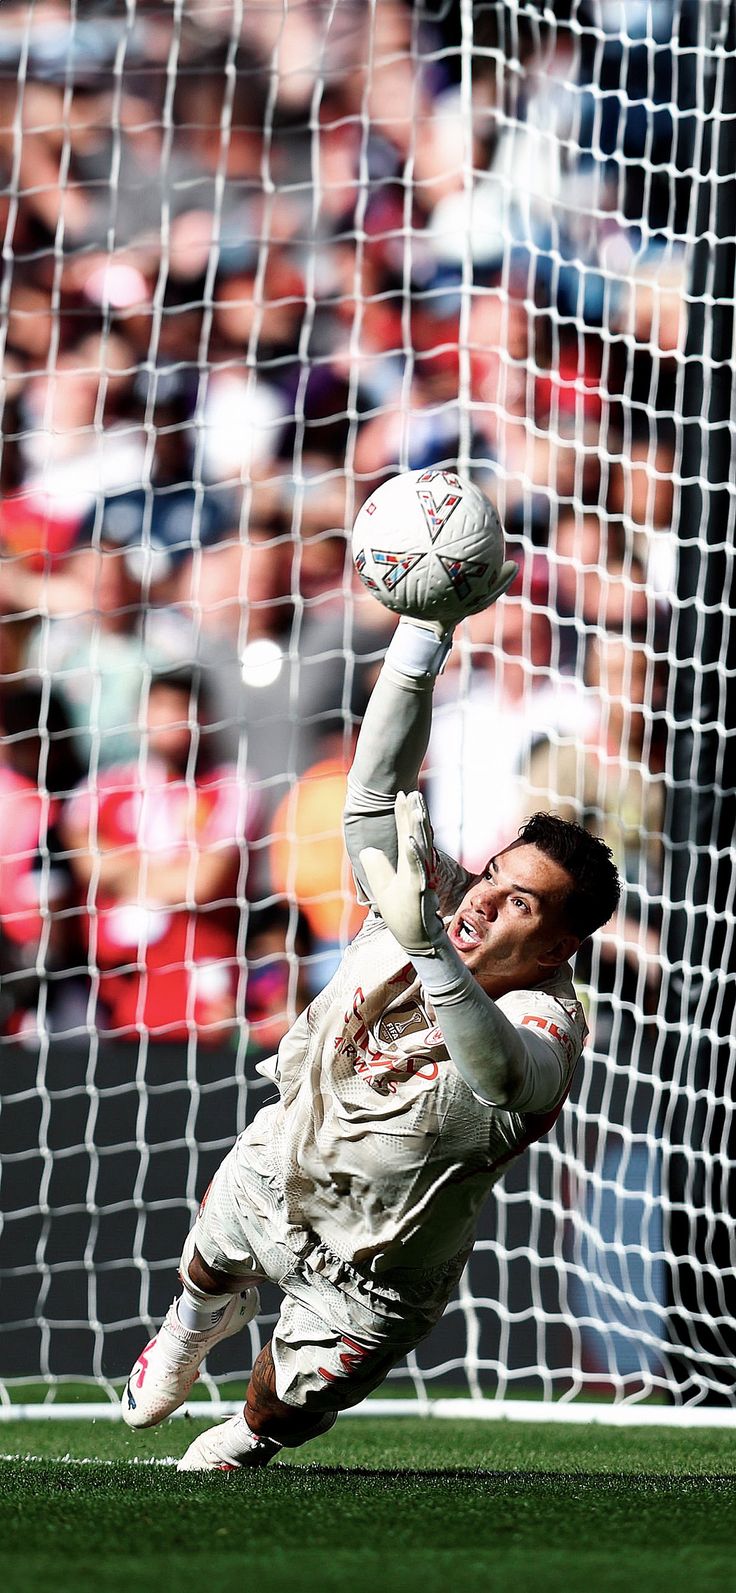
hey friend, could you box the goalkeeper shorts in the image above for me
[188,1140,450,1413]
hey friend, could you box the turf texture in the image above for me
[1,1417,733,1593]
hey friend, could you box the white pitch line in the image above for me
[1,1398,734,1428]
[0,1452,179,1466]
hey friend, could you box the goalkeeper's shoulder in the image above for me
[495,970,588,1070]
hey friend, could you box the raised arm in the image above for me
[343,619,460,906]
[344,596,571,1115]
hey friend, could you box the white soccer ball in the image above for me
[352,466,516,625]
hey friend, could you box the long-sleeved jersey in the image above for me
[237,624,587,1302]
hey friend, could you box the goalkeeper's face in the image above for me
[447,843,579,997]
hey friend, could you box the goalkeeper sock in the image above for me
[177,1287,234,1332]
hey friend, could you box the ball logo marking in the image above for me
[370,548,426,594]
[416,468,464,545]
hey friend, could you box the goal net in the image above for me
[1,0,735,1419]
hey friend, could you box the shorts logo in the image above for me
[318,1335,372,1383]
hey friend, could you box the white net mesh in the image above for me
[1,0,734,1412]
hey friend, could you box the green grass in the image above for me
[1,1417,734,1593]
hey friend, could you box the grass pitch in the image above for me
[1,1416,733,1593]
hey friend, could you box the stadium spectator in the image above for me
[76,366,238,600]
[525,559,665,1000]
[0,0,688,1061]
[0,682,85,1037]
[269,726,367,991]
[244,901,313,1066]
[425,568,589,874]
[606,418,678,597]
[545,506,629,670]
[172,474,393,825]
[18,534,162,771]
[16,332,142,531]
[62,668,259,1044]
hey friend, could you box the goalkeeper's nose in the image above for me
[470,886,499,922]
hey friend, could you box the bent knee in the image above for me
[183,1240,244,1296]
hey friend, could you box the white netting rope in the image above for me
[0,0,734,1416]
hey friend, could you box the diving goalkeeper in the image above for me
[122,596,621,1471]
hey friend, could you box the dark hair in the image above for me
[0,681,83,794]
[149,665,210,715]
[517,812,621,941]
[245,901,313,958]
[147,666,218,772]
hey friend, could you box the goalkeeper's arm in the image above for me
[343,619,454,906]
[358,791,569,1115]
[342,609,567,1114]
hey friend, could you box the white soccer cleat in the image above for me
[122,1288,259,1430]
[177,1412,281,1471]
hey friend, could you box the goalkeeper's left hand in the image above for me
[359,789,445,957]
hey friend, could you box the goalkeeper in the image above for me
[122,588,621,1471]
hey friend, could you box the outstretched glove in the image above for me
[464,558,519,618]
[359,789,445,957]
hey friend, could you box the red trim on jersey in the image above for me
[318,1335,372,1383]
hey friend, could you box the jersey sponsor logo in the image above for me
[408,1057,439,1081]
[335,985,441,1091]
[354,1048,439,1086]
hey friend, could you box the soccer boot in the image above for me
[177,1412,281,1471]
[122,1288,259,1429]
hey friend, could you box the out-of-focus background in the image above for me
[1,0,735,1414]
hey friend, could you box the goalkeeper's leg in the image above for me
[177,1337,338,1470]
[122,1231,260,1429]
[177,1290,424,1470]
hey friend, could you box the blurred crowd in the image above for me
[0,0,689,1049]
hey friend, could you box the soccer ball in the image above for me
[351,466,517,625]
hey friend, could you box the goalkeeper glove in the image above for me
[465,558,519,616]
[359,788,445,957]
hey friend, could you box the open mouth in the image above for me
[451,915,484,950]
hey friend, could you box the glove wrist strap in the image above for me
[385,619,454,681]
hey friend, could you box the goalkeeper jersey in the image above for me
[240,859,586,1284]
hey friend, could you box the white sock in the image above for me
[176,1287,234,1332]
[227,1412,281,1460]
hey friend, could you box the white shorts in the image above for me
[189,1139,449,1413]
